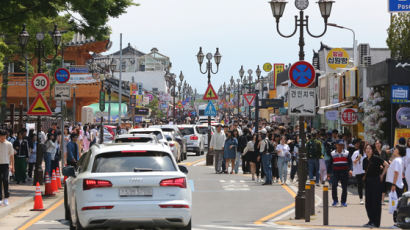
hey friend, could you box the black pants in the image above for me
[290,157,298,180]
[27,162,35,178]
[365,176,383,227]
[356,174,364,199]
[332,170,348,203]
[242,157,249,173]
[271,155,279,179]
[0,164,10,200]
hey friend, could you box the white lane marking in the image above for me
[33,220,63,225]
[199,225,257,230]
[220,180,226,183]
[220,179,249,191]
[240,180,245,183]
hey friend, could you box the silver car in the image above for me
[178,125,205,156]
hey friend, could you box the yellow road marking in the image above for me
[254,184,296,225]
[18,198,64,230]
[180,158,205,166]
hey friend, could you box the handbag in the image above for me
[388,190,398,214]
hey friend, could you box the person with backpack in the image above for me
[306,131,323,185]
[258,129,272,185]
[276,135,291,185]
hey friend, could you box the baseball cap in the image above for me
[336,139,344,145]
[259,128,267,134]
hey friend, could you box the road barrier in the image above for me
[305,183,311,222]
[323,185,329,225]
[310,179,315,215]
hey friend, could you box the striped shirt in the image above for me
[331,149,350,171]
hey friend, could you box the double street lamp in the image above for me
[196,47,221,166]
[269,0,334,219]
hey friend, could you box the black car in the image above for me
[395,191,410,229]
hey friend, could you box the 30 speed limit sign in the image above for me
[31,73,50,92]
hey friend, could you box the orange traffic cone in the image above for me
[31,182,45,211]
[44,172,55,196]
[56,167,62,189]
[51,170,58,194]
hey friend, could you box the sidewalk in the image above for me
[275,182,396,229]
[0,180,36,219]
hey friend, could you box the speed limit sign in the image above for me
[31,73,50,92]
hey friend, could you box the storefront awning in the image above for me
[318,101,351,114]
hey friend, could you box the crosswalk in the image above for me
[219,179,250,191]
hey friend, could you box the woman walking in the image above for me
[27,134,37,180]
[44,133,57,177]
[13,130,29,184]
[363,144,388,228]
[243,134,257,181]
[232,129,241,174]
[351,140,365,204]
[224,131,238,174]
[375,139,390,205]
[276,136,290,185]
[82,125,91,154]
[386,145,406,198]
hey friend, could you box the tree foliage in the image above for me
[387,13,410,60]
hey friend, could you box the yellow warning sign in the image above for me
[28,94,52,116]
[203,84,218,100]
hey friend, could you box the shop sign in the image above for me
[391,85,409,103]
[341,108,358,125]
[396,107,410,126]
[326,48,349,70]
[325,110,339,121]
[394,128,410,145]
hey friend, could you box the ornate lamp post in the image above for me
[196,47,221,166]
[236,78,241,116]
[107,59,116,124]
[254,65,262,132]
[269,0,334,219]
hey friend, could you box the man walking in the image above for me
[306,131,323,185]
[331,139,352,207]
[67,134,80,168]
[210,124,226,174]
[0,129,14,206]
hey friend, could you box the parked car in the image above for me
[150,125,187,161]
[177,125,204,156]
[63,143,192,230]
[104,125,117,136]
[128,128,170,150]
[195,125,215,149]
[163,132,181,162]
[114,134,158,144]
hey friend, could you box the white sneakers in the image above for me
[360,199,364,205]
[0,199,9,206]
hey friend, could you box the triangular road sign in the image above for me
[28,94,52,116]
[243,94,256,106]
[177,101,183,109]
[204,101,217,117]
[203,83,218,100]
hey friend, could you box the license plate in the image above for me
[119,187,153,197]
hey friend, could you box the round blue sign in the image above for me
[54,68,70,83]
[288,61,316,87]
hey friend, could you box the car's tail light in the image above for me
[160,177,186,188]
[169,143,175,147]
[190,135,198,140]
[82,205,114,211]
[159,204,189,208]
[83,179,112,190]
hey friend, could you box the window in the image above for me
[179,128,195,136]
[122,62,126,71]
[78,151,91,173]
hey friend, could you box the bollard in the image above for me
[310,179,315,215]
[305,183,311,222]
[323,185,329,225]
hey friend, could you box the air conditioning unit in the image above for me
[359,44,370,66]
[362,55,372,67]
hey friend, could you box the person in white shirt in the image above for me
[210,124,226,174]
[405,138,410,189]
[276,136,291,185]
[0,129,14,206]
[351,142,366,204]
[386,145,406,198]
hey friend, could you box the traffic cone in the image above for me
[31,182,45,211]
[44,172,55,196]
[51,170,58,194]
[56,167,62,189]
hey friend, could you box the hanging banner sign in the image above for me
[273,63,285,90]
[394,128,410,145]
[130,83,138,96]
[326,48,349,70]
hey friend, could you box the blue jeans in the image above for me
[277,156,288,183]
[234,152,241,174]
[262,154,272,184]
[308,158,320,183]
[44,152,52,177]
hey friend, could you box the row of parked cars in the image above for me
[62,123,219,230]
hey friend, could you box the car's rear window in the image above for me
[196,127,208,134]
[131,131,163,140]
[179,127,194,136]
[161,128,174,132]
[114,137,153,143]
[92,151,176,173]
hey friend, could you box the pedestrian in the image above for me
[0,129,14,206]
[27,134,37,180]
[13,130,29,184]
[224,131,238,174]
[289,136,299,183]
[386,145,406,198]
[238,128,250,174]
[271,134,280,183]
[306,131,322,185]
[405,138,410,189]
[232,129,242,174]
[243,134,258,181]
[44,133,57,177]
[67,133,80,168]
[363,143,389,228]
[276,135,290,185]
[375,139,390,205]
[7,129,16,144]
[82,125,91,153]
[331,139,352,207]
[351,140,365,204]
[62,128,70,165]
[210,124,225,174]
[259,129,272,185]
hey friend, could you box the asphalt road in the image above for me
[9,152,306,230]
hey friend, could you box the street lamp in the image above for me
[254,65,261,132]
[268,0,334,219]
[196,47,221,166]
[236,78,241,116]
[328,23,356,65]
[107,58,116,124]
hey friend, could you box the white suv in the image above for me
[63,143,192,230]
[178,125,204,156]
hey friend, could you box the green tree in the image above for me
[387,13,410,60]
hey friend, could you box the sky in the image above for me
[107,0,391,93]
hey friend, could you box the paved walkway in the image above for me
[0,180,37,219]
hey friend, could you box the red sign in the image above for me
[341,108,357,125]
[288,61,316,88]
[54,68,70,83]
[203,84,218,100]
[28,94,52,116]
[31,73,50,92]
[243,94,256,106]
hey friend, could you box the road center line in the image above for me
[18,198,64,230]
[180,158,205,166]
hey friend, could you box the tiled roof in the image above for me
[64,32,96,46]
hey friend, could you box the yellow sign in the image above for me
[263,63,272,72]
[27,94,52,115]
[135,95,143,107]
[130,83,137,96]
[273,64,284,90]
[326,48,349,70]
[394,128,410,145]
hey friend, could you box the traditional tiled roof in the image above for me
[111,43,145,56]
[64,32,96,46]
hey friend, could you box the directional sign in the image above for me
[288,61,316,88]
[243,94,256,106]
[203,84,218,100]
[54,84,71,101]
[389,0,410,12]
[31,73,50,92]
[54,68,70,83]
[289,88,316,116]
[341,108,358,125]
[28,94,52,116]
[204,101,217,117]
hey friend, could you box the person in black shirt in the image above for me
[362,143,389,228]
[13,129,29,184]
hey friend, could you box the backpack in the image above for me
[307,139,322,159]
[267,140,275,153]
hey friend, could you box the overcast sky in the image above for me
[107,0,391,93]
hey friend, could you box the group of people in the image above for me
[209,118,410,228]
